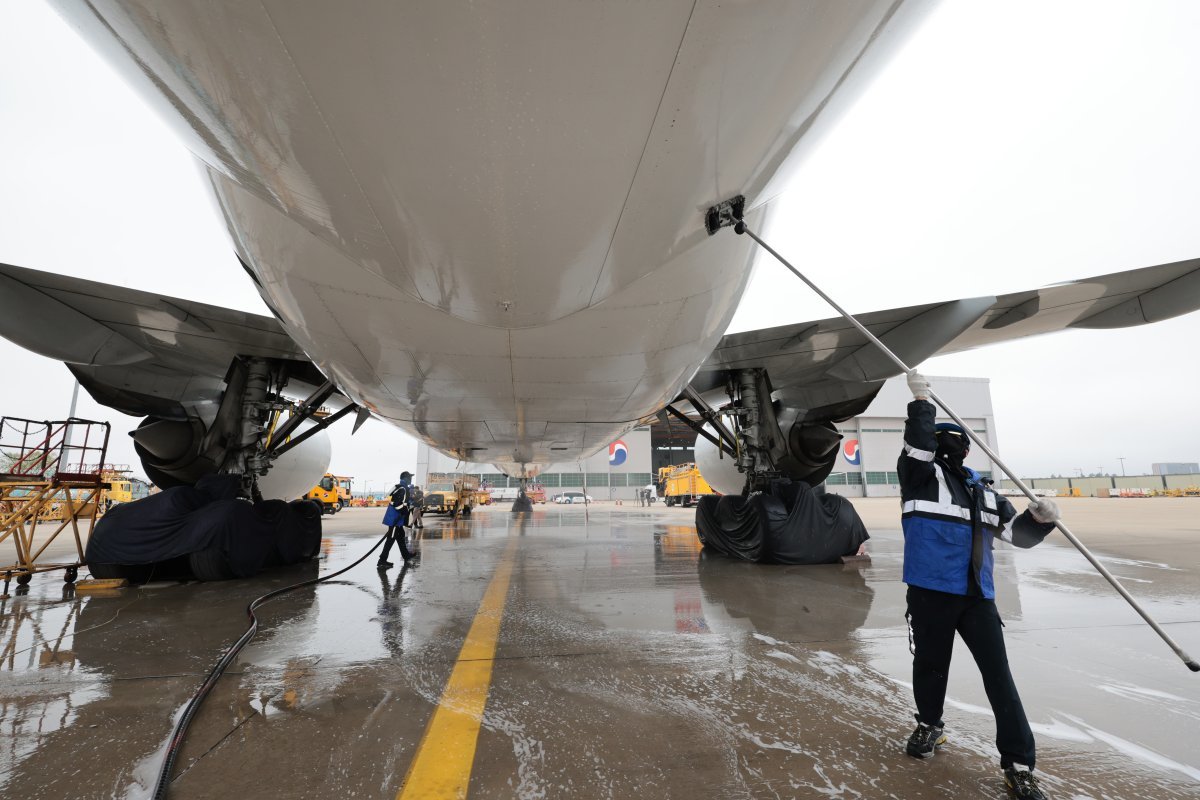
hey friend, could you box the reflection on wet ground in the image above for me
[1,506,1198,798]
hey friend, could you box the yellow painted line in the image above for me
[398,538,517,799]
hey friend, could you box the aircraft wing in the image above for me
[692,257,1200,418]
[0,262,320,420]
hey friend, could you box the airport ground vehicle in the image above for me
[34,465,152,521]
[553,491,593,505]
[103,471,152,506]
[424,473,479,515]
[304,473,353,514]
[659,463,716,507]
[490,486,547,504]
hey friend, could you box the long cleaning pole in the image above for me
[733,219,1199,672]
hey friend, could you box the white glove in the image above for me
[1028,498,1060,524]
[907,371,931,400]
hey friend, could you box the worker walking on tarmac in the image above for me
[410,484,425,529]
[899,372,1060,800]
[378,471,417,568]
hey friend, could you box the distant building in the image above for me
[415,427,653,501]
[817,375,997,498]
[416,375,996,501]
[650,374,997,499]
[1152,462,1200,475]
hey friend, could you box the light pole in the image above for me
[1118,457,1126,477]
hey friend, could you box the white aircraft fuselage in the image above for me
[53,0,932,472]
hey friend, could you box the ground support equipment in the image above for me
[1,417,109,595]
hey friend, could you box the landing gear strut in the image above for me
[511,477,534,513]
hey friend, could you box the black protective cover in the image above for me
[86,474,322,579]
[696,480,869,564]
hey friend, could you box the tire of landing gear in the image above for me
[88,562,157,583]
[16,572,32,586]
[188,545,234,581]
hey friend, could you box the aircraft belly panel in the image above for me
[49,0,931,466]
[210,164,762,466]
[56,0,916,326]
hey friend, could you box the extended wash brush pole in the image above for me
[731,218,1200,673]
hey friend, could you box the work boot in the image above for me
[1003,765,1046,799]
[906,716,946,758]
[377,560,394,569]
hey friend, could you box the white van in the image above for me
[554,491,594,504]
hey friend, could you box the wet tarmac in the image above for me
[2,500,1198,799]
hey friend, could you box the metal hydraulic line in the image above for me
[679,386,739,457]
[266,379,337,452]
[271,403,357,458]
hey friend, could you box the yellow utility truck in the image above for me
[305,473,353,514]
[423,473,479,516]
[659,463,717,507]
[103,470,152,506]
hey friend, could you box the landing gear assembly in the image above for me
[510,477,535,513]
[664,370,869,565]
[87,359,359,583]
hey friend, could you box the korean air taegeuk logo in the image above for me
[609,440,628,466]
[843,439,861,466]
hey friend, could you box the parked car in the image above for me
[554,491,594,504]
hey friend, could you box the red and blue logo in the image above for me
[609,440,628,466]
[843,439,861,466]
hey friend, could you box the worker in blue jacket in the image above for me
[378,471,416,568]
[899,372,1060,800]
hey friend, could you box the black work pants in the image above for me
[906,585,1036,769]
[380,524,413,562]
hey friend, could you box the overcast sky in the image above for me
[2,1,1198,489]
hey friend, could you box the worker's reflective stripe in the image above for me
[903,499,1001,529]
[903,443,935,462]
[398,537,518,799]
[903,499,971,521]
[902,461,1002,529]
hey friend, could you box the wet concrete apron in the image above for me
[1,505,1197,799]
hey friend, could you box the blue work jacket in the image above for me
[898,400,1052,598]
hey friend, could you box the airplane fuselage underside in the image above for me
[52,0,930,470]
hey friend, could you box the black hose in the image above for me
[151,529,391,799]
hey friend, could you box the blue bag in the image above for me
[382,504,405,527]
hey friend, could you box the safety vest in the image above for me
[898,399,1019,599]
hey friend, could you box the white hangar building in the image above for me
[415,375,997,501]
[415,428,655,502]
[824,375,998,497]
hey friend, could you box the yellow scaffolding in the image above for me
[1,417,110,594]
